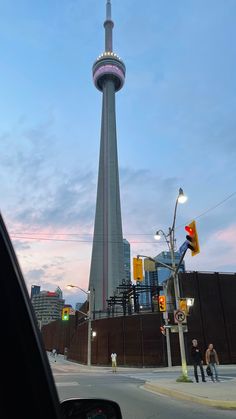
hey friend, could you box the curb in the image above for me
[143,382,236,410]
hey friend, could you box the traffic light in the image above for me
[179,298,187,313]
[160,325,166,335]
[62,307,69,321]
[185,220,200,256]
[133,257,143,281]
[158,295,166,312]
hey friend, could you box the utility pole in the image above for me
[162,282,172,367]
[169,227,189,380]
[154,188,191,381]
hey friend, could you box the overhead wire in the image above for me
[10,191,236,244]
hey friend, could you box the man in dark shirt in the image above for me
[191,339,206,383]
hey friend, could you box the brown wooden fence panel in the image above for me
[41,272,236,366]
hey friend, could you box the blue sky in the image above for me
[1,0,235,307]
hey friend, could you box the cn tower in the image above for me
[89,1,126,313]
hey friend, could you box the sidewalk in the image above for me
[143,373,236,410]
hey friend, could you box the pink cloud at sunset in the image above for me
[215,224,236,244]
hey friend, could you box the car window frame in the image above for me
[1,211,61,418]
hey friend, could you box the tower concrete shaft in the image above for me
[89,1,126,313]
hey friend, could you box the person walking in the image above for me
[205,343,220,382]
[111,352,117,373]
[191,339,206,383]
[52,348,57,362]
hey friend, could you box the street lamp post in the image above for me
[154,228,172,368]
[155,188,191,381]
[67,284,93,367]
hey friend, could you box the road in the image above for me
[49,355,236,419]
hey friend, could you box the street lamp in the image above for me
[177,187,188,204]
[154,188,191,381]
[67,284,93,367]
[186,298,194,307]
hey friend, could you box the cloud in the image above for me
[216,224,236,244]
[184,223,236,273]
[120,166,182,233]
[23,255,68,294]
[13,240,31,250]
[0,118,97,230]
[15,170,96,228]
[27,268,45,281]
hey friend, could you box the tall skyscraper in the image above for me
[89,1,125,312]
[139,270,158,308]
[155,251,185,284]
[123,239,131,284]
[139,251,185,308]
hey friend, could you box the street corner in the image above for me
[142,381,236,410]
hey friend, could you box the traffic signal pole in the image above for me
[169,227,190,381]
[162,282,172,367]
[137,247,189,375]
[137,254,173,368]
[154,188,190,381]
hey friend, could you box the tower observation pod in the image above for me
[92,1,126,92]
[89,1,126,313]
[93,51,126,92]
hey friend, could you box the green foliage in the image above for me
[176,375,193,383]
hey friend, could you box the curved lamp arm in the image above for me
[67,284,89,296]
[155,229,171,252]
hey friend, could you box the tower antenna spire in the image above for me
[106,0,112,20]
[104,0,114,52]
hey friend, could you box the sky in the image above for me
[0,0,236,308]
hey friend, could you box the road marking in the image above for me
[140,385,168,397]
[53,372,101,376]
[55,382,79,387]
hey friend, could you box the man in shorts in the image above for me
[111,352,117,373]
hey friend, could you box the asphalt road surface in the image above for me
[50,357,236,419]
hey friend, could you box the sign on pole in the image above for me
[179,240,188,256]
[174,309,186,324]
[170,325,188,333]
[144,258,156,272]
